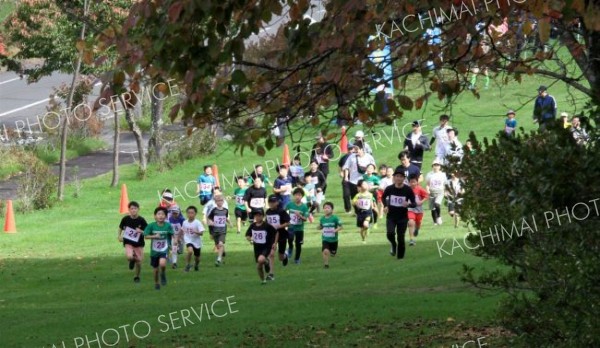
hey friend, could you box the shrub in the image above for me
[16,160,57,212]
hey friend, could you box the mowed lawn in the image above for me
[0,69,589,348]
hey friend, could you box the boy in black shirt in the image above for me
[244,177,268,220]
[118,201,148,283]
[265,194,291,280]
[245,210,278,285]
[382,169,416,259]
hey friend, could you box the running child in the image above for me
[233,177,248,234]
[382,168,416,259]
[244,176,268,221]
[378,166,393,217]
[308,161,327,213]
[445,171,465,228]
[289,156,304,186]
[273,165,293,209]
[168,205,185,268]
[362,164,380,228]
[118,201,148,283]
[182,206,204,272]
[207,194,231,266]
[245,210,278,284]
[425,160,447,225]
[248,164,271,188]
[353,180,375,243]
[202,187,228,252]
[265,194,291,280]
[159,189,177,210]
[143,206,174,290]
[408,174,429,246]
[318,202,343,269]
[303,173,317,217]
[197,165,217,205]
[286,188,309,264]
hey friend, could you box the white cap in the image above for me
[560,112,569,117]
[355,130,364,138]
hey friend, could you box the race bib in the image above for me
[200,182,213,192]
[431,179,443,190]
[186,227,197,235]
[123,227,140,243]
[250,197,264,208]
[323,227,336,238]
[357,198,371,210]
[252,230,267,244]
[266,215,280,228]
[290,211,301,225]
[235,195,245,205]
[152,239,168,252]
[312,176,319,185]
[389,195,406,207]
[214,216,227,227]
[171,223,182,234]
[283,184,292,195]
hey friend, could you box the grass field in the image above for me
[0,65,589,348]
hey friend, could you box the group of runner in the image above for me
[117,116,465,287]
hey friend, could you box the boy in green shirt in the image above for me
[285,188,309,264]
[362,164,381,192]
[144,207,174,290]
[318,202,343,269]
[233,176,248,234]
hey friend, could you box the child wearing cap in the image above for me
[168,205,185,268]
[265,194,291,280]
[159,189,177,210]
[504,110,517,136]
[245,209,278,284]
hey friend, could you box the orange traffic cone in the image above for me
[119,184,129,214]
[212,164,221,188]
[340,126,348,154]
[282,144,291,168]
[3,200,16,233]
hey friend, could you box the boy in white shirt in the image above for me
[182,206,204,272]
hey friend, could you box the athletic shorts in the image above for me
[253,244,272,262]
[322,241,338,255]
[211,232,226,245]
[407,211,424,228]
[376,189,384,203]
[278,237,288,254]
[357,210,373,227]
[200,195,212,206]
[186,243,201,257]
[124,244,144,262]
[235,207,248,221]
[150,253,168,268]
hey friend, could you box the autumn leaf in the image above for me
[397,95,413,110]
[168,1,184,23]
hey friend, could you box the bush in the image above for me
[16,160,57,212]
[458,122,600,347]
[160,127,217,170]
[0,145,39,179]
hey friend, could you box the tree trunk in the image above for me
[148,90,163,162]
[118,95,147,173]
[57,0,90,200]
[110,107,119,187]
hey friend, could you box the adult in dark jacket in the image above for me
[533,85,557,131]
[403,120,431,169]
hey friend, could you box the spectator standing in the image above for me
[403,120,431,170]
[533,85,557,131]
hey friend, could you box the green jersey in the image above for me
[234,187,248,210]
[285,201,309,232]
[362,174,381,187]
[320,215,342,242]
[143,221,174,257]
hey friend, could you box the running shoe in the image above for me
[266,274,274,281]
[128,260,135,270]
[155,284,160,290]
[409,239,416,246]
[184,265,191,272]
[160,273,167,286]
[133,276,140,283]
[282,255,289,266]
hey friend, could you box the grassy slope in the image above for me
[0,60,590,347]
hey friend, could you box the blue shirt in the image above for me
[505,118,517,135]
[274,176,293,200]
[197,174,216,197]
